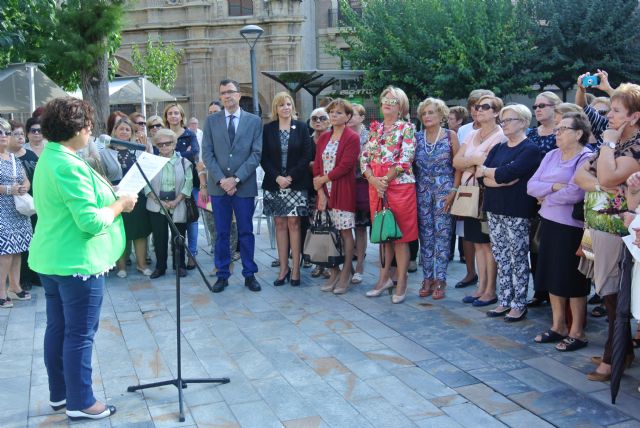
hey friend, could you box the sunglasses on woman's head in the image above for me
[311,116,328,122]
[532,103,554,110]
[381,97,399,106]
[474,103,493,111]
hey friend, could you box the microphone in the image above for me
[98,134,146,151]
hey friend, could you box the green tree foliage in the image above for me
[523,0,640,99]
[131,39,183,92]
[0,0,57,67]
[335,0,540,100]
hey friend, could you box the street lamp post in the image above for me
[239,25,264,117]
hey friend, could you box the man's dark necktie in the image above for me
[228,115,235,144]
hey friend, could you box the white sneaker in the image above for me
[116,270,127,278]
[351,272,363,284]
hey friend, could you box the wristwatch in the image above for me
[605,141,616,149]
[233,176,240,184]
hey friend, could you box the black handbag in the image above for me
[572,200,585,221]
[303,211,344,268]
[184,197,199,223]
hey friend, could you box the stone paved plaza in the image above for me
[4,223,640,427]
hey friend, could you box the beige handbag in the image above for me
[10,154,35,217]
[450,173,483,219]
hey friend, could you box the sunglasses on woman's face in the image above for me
[474,103,493,111]
[311,116,328,122]
[532,103,554,110]
[0,130,10,137]
[381,97,399,106]
[156,141,173,148]
[29,127,42,134]
[148,123,163,129]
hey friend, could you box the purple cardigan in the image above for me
[527,147,592,228]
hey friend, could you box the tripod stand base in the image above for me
[128,377,230,422]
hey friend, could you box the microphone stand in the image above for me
[126,160,230,422]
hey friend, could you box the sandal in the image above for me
[0,298,14,308]
[591,305,607,318]
[534,329,566,344]
[432,280,446,300]
[556,336,588,352]
[419,279,434,297]
[8,290,31,300]
[310,266,323,277]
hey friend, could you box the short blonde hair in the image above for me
[478,95,504,124]
[554,103,582,116]
[611,83,640,114]
[0,117,9,132]
[380,86,410,119]
[538,91,562,106]
[163,103,186,127]
[467,89,495,110]
[500,104,532,125]
[111,117,135,141]
[270,92,297,121]
[417,97,449,120]
[351,103,366,116]
[153,128,177,146]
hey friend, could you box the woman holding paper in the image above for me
[30,97,137,421]
[100,117,152,278]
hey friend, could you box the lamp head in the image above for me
[240,25,264,48]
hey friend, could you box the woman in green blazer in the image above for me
[29,98,137,421]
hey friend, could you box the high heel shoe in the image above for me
[392,290,406,304]
[366,279,394,297]
[273,269,290,286]
[320,276,339,292]
[333,275,352,295]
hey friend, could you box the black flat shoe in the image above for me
[504,308,527,323]
[273,270,290,286]
[49,399,66,411]
[67,405,116,421]
[588,294,603,305]
[149,269,165,279]
[486,307,510,318]
[454,274,478,288]
[212,278,228,293]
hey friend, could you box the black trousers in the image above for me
[149,211,187,271]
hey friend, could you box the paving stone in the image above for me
[508,367,568,393]
[414,414,464,428]
[391,366,457,399]
[466,367,532,396]
[339,330,386,352]
[455,383,521,415]
[229,400,284,428]
[365,375,442,419]
[441,402,508,428]
[325,372,380,402]
[497,409,555,427]
[282,415,329,428]
[296,381,373,428]
[417,358,479,388]
[350,396,417,428]
[252,376,317,421]
[379,335,437,362]
[524,356,609,393]
[148,401,196,427]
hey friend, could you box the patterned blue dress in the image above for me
[0,155,33,255]
[526,127,556,155]
[413,129,454,281]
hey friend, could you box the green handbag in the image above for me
[371,196,403,244]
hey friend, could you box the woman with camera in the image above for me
[261,92,313,286]
[145,129,194,278]
[574,83,640,381]
[361,86,418,304]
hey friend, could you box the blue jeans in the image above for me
[212,194,257,278]
[186,189,199,257]
[41,273,104,411]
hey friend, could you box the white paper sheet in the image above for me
[115,152,169,196]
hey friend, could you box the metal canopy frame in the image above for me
[261,70,364,107]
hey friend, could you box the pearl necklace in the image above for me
[423,127,442,155]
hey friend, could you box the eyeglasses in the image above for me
[29,127,42,134]
[220,90,238,96]
[311,116,329,122]
[156,141,173,148]
[532,103,554,110]
[0,130,10,137]
[135,121,146,126]
[148,123,163,129]
[11,131,25,137]
[381,97,399,106]
[553,126,577,134]
[597,109,609,116]
[499,118,522,125]
[474,103,494,111]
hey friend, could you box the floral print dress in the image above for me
[323,139,355,230]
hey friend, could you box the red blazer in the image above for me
[313,127,360,212]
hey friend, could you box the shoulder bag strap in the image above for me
[10,153,17,181]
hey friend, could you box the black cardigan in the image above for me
[261,119,314,191]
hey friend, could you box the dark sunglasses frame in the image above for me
[29,127,42,134]
[148,123,163,129]
[532,103,554,110]
[311,116,329,122]
[474,103,493,111]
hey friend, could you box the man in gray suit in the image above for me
[201,79,263,292]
